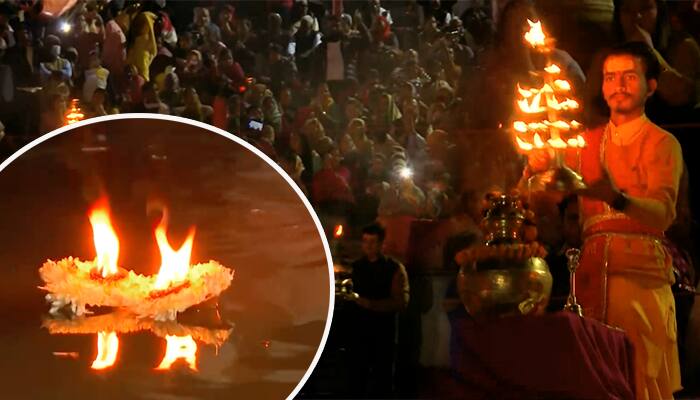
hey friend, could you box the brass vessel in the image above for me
[458,194,553,317]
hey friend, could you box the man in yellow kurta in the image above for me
[527,42,683,399]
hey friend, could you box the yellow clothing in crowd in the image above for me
[126,12,157,82]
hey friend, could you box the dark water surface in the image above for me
[0,118,332,400]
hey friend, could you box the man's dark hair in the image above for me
[604,41,661,81]
[279,150,299,165]
[142,81,156,93]
[558,194,578,218]
[362,223,386,242]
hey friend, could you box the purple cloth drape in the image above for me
[451,312,636,399]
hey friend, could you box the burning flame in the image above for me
[547,138,568,149]
[517,91,546,114]
[64,99,85,125]
[533,133,545,148]
[512,19,584,153]
[528,122,548,131]
[89,201,120,278]
[513,121,528,133]
[516,137,533,151]
[334,225,344,238]
[545,120,571,131]
[517,84,534,98]
[153,220,196,291]
[91,331,119,370]
[544,64,561,74]
[546,96,579,111]
[524,20,546,47]
[553,80,571,91]
[156,335,197,370]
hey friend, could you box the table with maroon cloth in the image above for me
[451,312,636,399]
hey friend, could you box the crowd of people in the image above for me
[0,0,698,237]
[1,0,700,397]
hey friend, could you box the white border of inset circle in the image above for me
[0,113,335,400]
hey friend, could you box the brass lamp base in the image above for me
[528,166,587,193]
[563,302,584,317]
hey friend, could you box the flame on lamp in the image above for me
[513,121,528,133]
[516,92,546,114]
[528,122,548,131]
[64,99,85,125]
[546,96,579,111]
[156,335,197,370]
[89,201,120,278]
[516,137,534,151]
[524,19,546,47]
[334,225,344,238]
[545,120,571,131]
[547,138,568,149]
[544,64,561,74]
[533,133,545,148]
[517,84,533,98]
[91,331,119,370]
[153,220,196,291]
[553,80,571,91]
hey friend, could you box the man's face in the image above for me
[280,88,291,107]
[220,51,233,66]
[220,10,233,25]
[268,13,282,31]
[602,54,655,115]
[318,84,331,99]
[196,9,210,26]
[326,149,341,168]
[361,233,381,258]
[144,87,159,103]
[180,35,192,49]
[620,0,657,36]
[562,200,581,247]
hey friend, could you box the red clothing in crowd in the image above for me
[312,168,354,205]
[212,95,229,130]
[223,62,246,87]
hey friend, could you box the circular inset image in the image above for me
[0,115,334,400]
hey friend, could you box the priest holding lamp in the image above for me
[524,41,683,399]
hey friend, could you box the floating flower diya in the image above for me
[39,199,234,320]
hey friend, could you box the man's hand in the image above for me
[575,166,620,206]
[631,24,654,48]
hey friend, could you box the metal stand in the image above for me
[563,248,584,317]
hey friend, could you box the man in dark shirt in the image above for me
[262,44,297,95]
[348,223,409,398]
[546,194,581,311]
